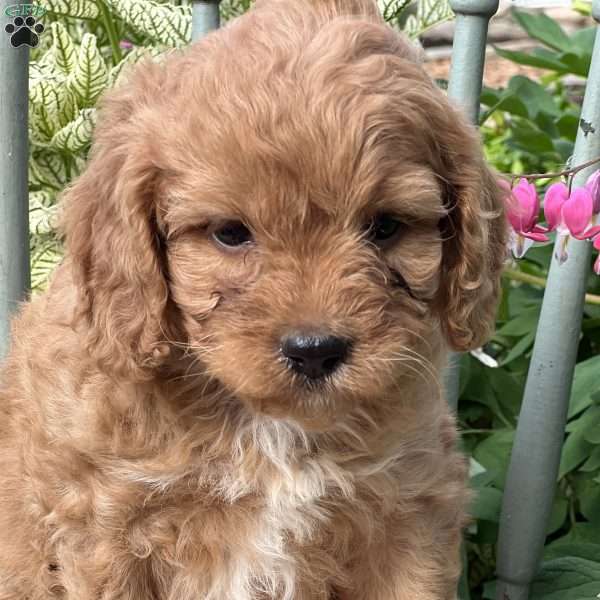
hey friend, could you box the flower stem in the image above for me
[503,268,600,305]
[99,0,122,65]
[501,155,600,183]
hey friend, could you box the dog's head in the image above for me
[62,0,507,420]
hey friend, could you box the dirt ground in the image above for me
[420,4,593,89]
[424,54,546,88]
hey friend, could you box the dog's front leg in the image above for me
[335,550,461,600]
[334,507,464,600]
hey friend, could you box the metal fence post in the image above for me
[445,0,499,411]
[192,0,221,41]
[0,1,30,361]
[496,2,600,598]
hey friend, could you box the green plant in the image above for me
[461,10,600,599]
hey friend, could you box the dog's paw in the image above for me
[4,16,44,48]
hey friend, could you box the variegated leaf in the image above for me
[30,66,64,106]
[30,240,64,292]
[30,103,56,145]
[43,0,99,19]
[30,82,78,144]
[29,152,68,190]
[68,33,109,109]
[109,45,165,85]
[48,22,77,75]
[106,0,191,47]
[50,108,97,153]
[30,191,59,236]
[378,0,412,22]
[72,154,89,178]
[220,0,253,21]
[403,0,453,38]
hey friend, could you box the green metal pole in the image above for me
[192,0,221,41]
[448,0,498,124]
[445,0,499,411]
[0,1,30,361]
[496,3,600,598]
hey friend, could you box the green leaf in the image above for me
[507,76,560,119]
[402,0,453,38]
[48,22,77,75]
[494,46,569,74]
[220,0,254,22]
[473,429,515,487]
[570,26,596,57]
[480,85,529,122]
[499,331,535,366]
[579,481,600,523]
[544,542,600,561]
[469,486,503,522]
[106,0,191,47]
[556,113,580,141]
[530,555,600,600]
[29,72,78,144]
[585,425,600,444]
[489,368,523,418]
[546,494,568,535]
[568,355,600,419]
[459,353,472,398]
[581,446,600,472]
[109,46,164,85]
[549,524,600,549]
[509,119,556,154]
[559,425,594,478]
[566,405,600,433]
[30,241,63,292]
[29,191,58,236]
[511,9,571,53]
[29,152,68,190]
[496,306,541,337]
[67,33,109,109]
[44,0,99,19]
[482,580,497,600]
[555,51,591,78]
[50,108,97,153]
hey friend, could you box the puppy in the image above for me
[0,0,507,598]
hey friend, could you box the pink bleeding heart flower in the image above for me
[593,235,600,276]
[502,178,549,258]
[585,170,600,215]
[543,180,600,265]
[561,187,600,240]
[543,182,569,232]
[544,182,572,264]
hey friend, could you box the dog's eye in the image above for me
[365,214,404,245]
[213,221,253,248]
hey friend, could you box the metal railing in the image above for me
[496,1,600,597]
[0,0,30,361]
[1,0,599,597]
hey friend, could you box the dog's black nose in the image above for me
[280,333,351,380]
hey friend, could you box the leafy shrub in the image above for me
[461,10,600,599]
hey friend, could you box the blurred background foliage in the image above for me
[26,0,600,597]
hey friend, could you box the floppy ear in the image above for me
[434,117,508,352]
[61,60,173,380]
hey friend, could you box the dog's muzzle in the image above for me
[280,332,352,380]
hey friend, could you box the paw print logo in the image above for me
[4,15,44,48]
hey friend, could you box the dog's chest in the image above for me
[118,460,341,599]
